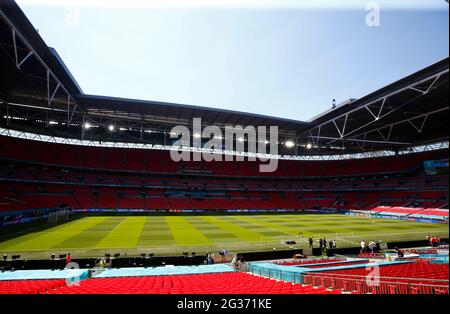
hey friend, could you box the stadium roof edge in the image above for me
[76,93,311,129]
[0,0,83,95]
[48,47,84,94]
[307,57,449,127]
[1,0,447,131]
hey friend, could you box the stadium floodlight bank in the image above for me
[1,127,448,161]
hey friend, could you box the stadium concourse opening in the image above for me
[0,0,448,296]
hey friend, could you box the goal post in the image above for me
[47,208,71,223]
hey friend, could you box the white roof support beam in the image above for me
[353,106,447,141]
[0,9,80,112]
[305,68,448,148]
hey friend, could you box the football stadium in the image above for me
[0,0,449,297]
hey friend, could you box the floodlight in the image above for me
[285,141,295,148]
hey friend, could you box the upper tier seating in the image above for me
[4,162,447,194]
[1,135,445,178]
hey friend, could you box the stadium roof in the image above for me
[0,0,449,156]
[76,94,310,136]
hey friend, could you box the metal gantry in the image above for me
[305,69,449,149]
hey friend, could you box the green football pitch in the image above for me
[0,214,448,259]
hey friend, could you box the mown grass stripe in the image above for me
[0,214,448,258]
[52,217,126,249]
[166,217,211,246]
[138,217,176,246]
[1,217,109,251]
[95,217,147,249]
[200,216,269,242]
[228,215,304,237]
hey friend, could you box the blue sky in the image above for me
[16,0,449,121]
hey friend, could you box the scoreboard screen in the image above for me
[423,159,449,176]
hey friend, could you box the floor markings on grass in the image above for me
[137,217,176,246]
[185,218,241,244]
[166,216,211,246]
[199,216,270,242]
[52,217,127,249]
[334,235,359,246]
[95,217,147,249]
[227,215,302,238]
[0,216,109,251]
[109,217,128,232]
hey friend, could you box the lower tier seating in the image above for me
[304,262,449,294]
[46,273,341,294]
[1,265,447,294]
[0,279,66,294]
[371,206,449,217]
[316,262,448,282]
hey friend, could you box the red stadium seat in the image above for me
[40,273,342,295]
